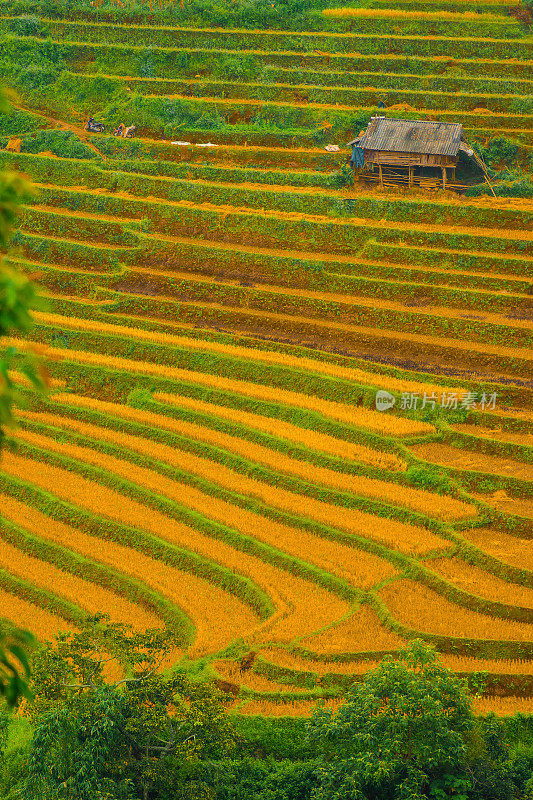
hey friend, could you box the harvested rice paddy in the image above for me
[1,0,532,717]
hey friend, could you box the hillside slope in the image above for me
[0,0,532,716]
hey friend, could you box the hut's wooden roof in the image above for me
[350,117,463,156]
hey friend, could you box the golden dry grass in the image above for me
[14,412,397,587]
[53,391,407,471]
[0,538,162,631]
[0,489,257,658]
[34,312,456,407]
[472,696,533,716]
[298,606,404,653]
[8,338,434,437]
[460,528,533,572]
[429,556,533,609]
[237,698,343,717]
[11,421,447,562]
[0,585,73,641]
[0,441,350,649]
[380,579,533,642]
[156,386,433,437]
[410,441,533,484]
[213,659,311,694]
[17,407,471,522]
[441,654,533,675]
[323,7,510,20]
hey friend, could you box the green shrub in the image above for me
[327,162,354,189]
[213,55,261,82]
[137,46,157,79]
[406,465,451,494]
[11,14,48,36]
[20,129,97,159]
[307,640,475,800]
[465,177,533,199]
[484,137,520,167]
[0,745,29,800]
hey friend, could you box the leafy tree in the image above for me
[0,89,47,455]
[0,629,35,709]
[307,640,475,800]
[23,615,237,800]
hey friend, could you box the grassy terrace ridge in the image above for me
[7,36,533,80]
[23,183,533,254]
[5,151,531,225]
[61,72,532,114]
[3,18,531,57]
[2,0,533,717]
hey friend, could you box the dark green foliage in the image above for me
[464,715,533,800]
[327,163,355,189]
[405,465,451,495]
[19,129,97,159]
[235,716,316,760]
[23,616,237,800]
[0,630,35,709]
[306,640,475,800]
[0,744,30,800]
[482,137,520,169]
[466,177,533,199]
[162,758,319,800]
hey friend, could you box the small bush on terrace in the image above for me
[20,129,97,159]
[10,14,48,36]
[328,163,355,189]
[473,137,520,172]
[466,176,533,199]
[406,464,451,494]
[213,55,262,82]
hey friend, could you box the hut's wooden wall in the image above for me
[365,150,457,167]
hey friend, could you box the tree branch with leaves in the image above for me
[23,615,237,800]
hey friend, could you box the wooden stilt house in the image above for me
[349,116,474,189]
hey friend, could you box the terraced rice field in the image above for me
[0,0,532,715]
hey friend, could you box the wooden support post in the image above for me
[379,164,383,187]
[442,167,446,190]
[408,166,413,188]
